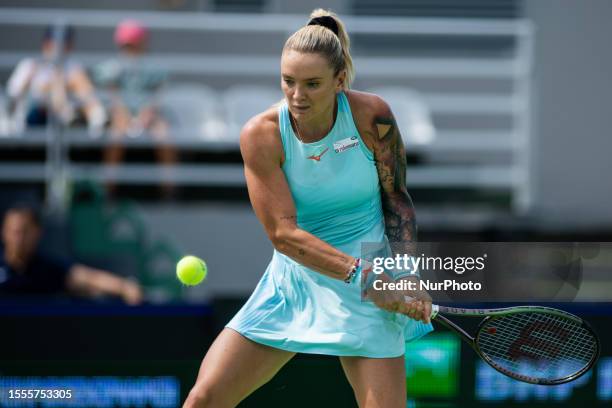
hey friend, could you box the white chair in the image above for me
[222,85,283,142]
[0,91,8,136]
[158,84,227,141]
[0,89,25,137]
[367,87,436,146]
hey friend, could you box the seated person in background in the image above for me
[0,205,143,305]
[6,25,106,136]
[95,20,177,198]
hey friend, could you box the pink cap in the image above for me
[114,20,148,46]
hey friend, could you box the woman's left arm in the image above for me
[372,111,416,245]
[360,94,431,323]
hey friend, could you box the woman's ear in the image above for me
[335,69,347,92]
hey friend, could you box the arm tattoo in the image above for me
[280,215,297,222]
[373,115,417,244]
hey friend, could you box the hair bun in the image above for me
[307,16,339,36]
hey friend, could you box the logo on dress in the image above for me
[307,147,329,162]
[333,136,359,153]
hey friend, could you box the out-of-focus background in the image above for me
[0,1,611,407]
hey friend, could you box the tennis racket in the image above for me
[427,303,600,385]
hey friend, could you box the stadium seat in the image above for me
[158,84,226,141]
[0,90,24,136]
[222,85,282,142]
[0,91,8,136]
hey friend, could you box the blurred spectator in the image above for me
[0,204,143,305]
[95,20,177,199]
[5,25,106,136]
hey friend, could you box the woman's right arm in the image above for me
[240,114,355,281]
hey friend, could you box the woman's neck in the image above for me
[293,97,338,143]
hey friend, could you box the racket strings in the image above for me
[495,316,593,361]
[480,315,593,374]
[480,316,592,372]
[476,312,597,381]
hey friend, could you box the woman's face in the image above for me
[281,50,345,122]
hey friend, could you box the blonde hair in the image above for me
[282,9,354,90]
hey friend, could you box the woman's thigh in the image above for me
[184,328,296,408]
[339,355,406,408]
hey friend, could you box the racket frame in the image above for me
[430,305,601,385]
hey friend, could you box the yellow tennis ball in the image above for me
[176,255,207,286]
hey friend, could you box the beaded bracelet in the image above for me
[344,257,361,284]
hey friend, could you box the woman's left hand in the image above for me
[397,276,432,324]
[363,270,432,324]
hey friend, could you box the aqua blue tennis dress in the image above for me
[226,92,433,357]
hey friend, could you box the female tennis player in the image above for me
[184,9,433,408]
